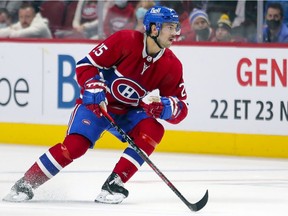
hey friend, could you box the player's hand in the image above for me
[141,96,180,120]
[82,76,108,117]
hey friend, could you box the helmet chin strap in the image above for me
[149,33,163,49]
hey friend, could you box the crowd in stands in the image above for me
[0,0,288,43]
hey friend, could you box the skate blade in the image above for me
[2,191,30,202]
[95,190,126,204]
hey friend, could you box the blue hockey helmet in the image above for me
[143,6,180,34]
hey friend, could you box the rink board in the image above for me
[1,41,288,159]
[0,122,287,158]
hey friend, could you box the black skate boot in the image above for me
[2,177,34,202]
[95,172,129,204]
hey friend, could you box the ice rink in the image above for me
[0,144,287,216]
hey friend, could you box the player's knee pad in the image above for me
[62,134,91,160]
[128,118,164,155]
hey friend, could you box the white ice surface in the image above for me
[0,144,288,216]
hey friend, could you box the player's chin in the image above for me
[165,39,174,47]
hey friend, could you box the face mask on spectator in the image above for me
[266,19,281,30]
[196,28,210,39]
[114,0,128,8]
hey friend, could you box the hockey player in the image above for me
[3,5,188,204]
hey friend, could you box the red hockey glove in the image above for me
[141,96,181,120]
[82,75,108,117]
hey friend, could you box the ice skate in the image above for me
[2,177,34,202]
[95,172,129,204]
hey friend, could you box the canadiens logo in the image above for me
[111,78,146,105]
[82,119,91,125]
[147,56,152,62]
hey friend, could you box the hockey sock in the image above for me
[24,134,90,188]
[113,118,164,183]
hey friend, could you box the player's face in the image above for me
[158,23,178,48]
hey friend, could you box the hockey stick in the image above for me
[100,107,209,212]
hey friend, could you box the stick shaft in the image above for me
[100,108,208,211]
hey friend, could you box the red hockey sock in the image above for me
[24,134,90,188]
[113,118,164,183]
[24,162,50,188]
[113,156,138,183]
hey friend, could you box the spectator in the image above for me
[72,0,108,39]
[134,0,155,32]
[0,1,22,23]
[212,14,246,42]
[0,3,52,38]
[0,8,11,29]
[206,1,237,29]
[159,1,194,42]
[212,14,233,42]
[135,7,147,32]
[205,1,256,42]
[187,8,215,42]
[103,0,136,38]
[263,2,288,42]
[265,0,288,26]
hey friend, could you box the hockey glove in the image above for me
[82,75,108,117]
[141,96,180,120]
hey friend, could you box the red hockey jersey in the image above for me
[76,30,188,123]
[103,3,136,38]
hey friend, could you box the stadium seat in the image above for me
[40,1,66,35]
[62,1,78,29]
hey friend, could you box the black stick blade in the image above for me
[189,190,209,212]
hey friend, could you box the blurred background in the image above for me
[0,0,287,43]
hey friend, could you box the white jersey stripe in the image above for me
[46,151,63,170]
[122,154,141,169]
[36,159,53,179]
